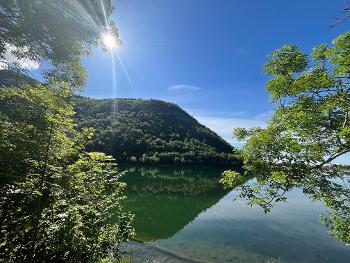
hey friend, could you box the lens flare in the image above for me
[101,32,117,49]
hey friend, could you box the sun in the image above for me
[101,32,117,49]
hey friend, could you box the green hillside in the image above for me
[74,96,241,167]
[0,70,38,87]
[0,71,241,167]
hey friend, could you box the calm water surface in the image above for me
[121,166,350,263]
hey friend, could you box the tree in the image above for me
[221,32,350,244]
[0,1,134,261]
[0,84,134,262]
[0,0,119,90]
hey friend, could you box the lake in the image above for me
[121,165,350,263]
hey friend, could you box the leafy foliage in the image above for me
[74,96,241,167]
[0,0,118,90]
[222,32,350,244]
[0,84,134,262]
[0,1,134,261]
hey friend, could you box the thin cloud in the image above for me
[0,44,39,70]
[194,113,269,146]
[168,84,201,92]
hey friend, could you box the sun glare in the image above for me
[101,32,117,49]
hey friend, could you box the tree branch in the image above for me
[315,149,350,168]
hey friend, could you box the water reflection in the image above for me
[122,166,228,241]
[121,166,350,263]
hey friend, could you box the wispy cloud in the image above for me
[168,84,201,92]
[192,111,271,147]
[0,44,39,70]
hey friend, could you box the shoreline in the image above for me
[121,241,207,263]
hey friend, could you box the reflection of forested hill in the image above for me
[123,166,227,196]
[122,166,228,241]
[74,96,242,166]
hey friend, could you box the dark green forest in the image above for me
[74,96,241,167]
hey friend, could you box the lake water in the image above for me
[121,165,350,263]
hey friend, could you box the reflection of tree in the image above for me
[304,169,350,244]
[223,165,350,244]
[122,166,228,241]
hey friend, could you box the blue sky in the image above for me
[81,0,349,164]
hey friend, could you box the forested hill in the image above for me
[0,70,38,87]
[0,71,240,167]
[74,96,241,167]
